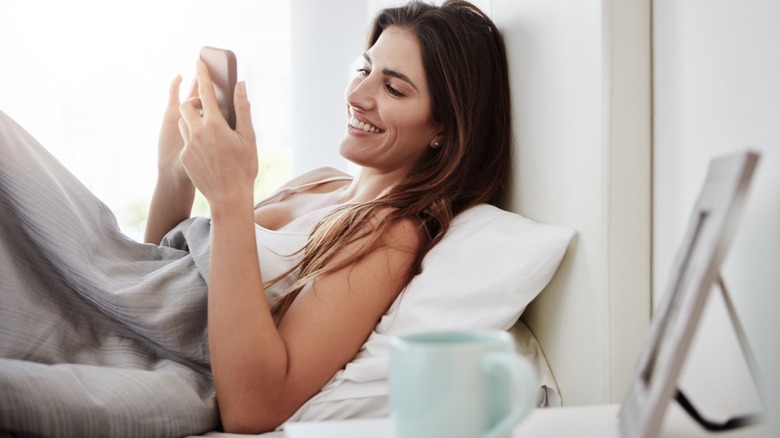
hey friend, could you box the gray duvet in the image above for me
[0,110,220,437]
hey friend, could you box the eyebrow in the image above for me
[362,53,419,92]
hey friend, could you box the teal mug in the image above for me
[389,330,537,438]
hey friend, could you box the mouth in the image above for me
[349,114,384,133]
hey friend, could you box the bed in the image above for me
[0,108,573,436]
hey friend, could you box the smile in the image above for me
[349,115,383,133]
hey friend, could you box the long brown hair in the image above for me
[271,0,512,321]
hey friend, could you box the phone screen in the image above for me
[199,46,237,129]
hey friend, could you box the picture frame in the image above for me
[618,150,760,438]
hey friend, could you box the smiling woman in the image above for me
[0,0,292,240]
[0,1,557,436]
[340,27,441,175]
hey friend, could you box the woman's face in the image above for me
[339,26,440,175]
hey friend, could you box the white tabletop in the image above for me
[283,404,768,438]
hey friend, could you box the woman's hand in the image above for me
[178,60,258,211]
[157,75,192,184]
[144,75,199,244]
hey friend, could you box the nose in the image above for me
[346,75,376,112]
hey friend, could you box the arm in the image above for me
[144,76,197,244]
[179,61,419,433]
[210,212,418,433]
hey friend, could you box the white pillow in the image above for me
[288,204,574,421]
[382,203,575,332]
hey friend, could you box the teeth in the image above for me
[350,115,380,133]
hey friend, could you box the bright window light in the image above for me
[0,0,292,241]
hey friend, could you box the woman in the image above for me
[168,0,511,432]
[0,0,511,435]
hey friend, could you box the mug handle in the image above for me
[482,352,538,438]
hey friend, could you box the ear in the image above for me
[430,134,444,149]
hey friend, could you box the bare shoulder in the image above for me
[315,209,423,272]
[369,210,424,253]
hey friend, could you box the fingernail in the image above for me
[239,81,247,95]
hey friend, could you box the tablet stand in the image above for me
[673,274,763,431]
[618,151,761,438]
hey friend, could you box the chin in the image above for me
[339,139,368,167]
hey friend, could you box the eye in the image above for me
[356,68,370,77]
[385,84,404,97]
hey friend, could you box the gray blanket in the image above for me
[0,110,220,437]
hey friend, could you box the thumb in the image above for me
[233,81,254,134]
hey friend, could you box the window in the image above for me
[0,0,292,241]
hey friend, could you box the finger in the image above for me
[184,96,203,112]
[187,76,199,100]
[233,81,254,134]
[179,96,203,127]
[167,75,183,107]
[195,60,221,117]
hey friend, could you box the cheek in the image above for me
[397,110,436,137]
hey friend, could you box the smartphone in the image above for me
[199,46,237,129]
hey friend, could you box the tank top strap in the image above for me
[254,175,354,208]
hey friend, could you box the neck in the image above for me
[337,167,406,205]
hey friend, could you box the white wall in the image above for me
[290,0,367,174]
[495,0,651,405]
[654,0,780,430]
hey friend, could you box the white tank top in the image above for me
[253,175,354,302]
[254,174,397,426]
